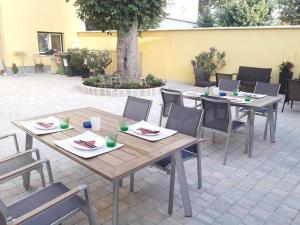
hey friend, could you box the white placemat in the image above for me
[123,120,177,142]
[53,131,123,158]
[21,116,73,135]
[182,91,203,97]
[238,92,267,99]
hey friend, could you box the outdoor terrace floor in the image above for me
[0,74,300,225]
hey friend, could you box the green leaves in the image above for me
[218,0,274,26]
[278,0,300,25]
[69,0,168,32]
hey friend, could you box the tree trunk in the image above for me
[117,19,140,81]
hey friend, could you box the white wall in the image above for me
[165,0,199,22]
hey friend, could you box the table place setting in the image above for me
[120,120,177,141]
[20,116,74,135]
[182,91,203,97]
[53,130,123,158]
[237,91,267,99]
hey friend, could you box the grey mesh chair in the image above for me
[237,66,272,92]
[130,104,203,192]
[0,172,95,225]
[159,88,184,126]
[218,79,240,92]
[215,73,233,86]
[282,79,300,112]
[201,97,247,165]
[239,82,280,140]
[123,96,152,121]
[0,133,49,190]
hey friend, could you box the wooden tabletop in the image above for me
[183,87,283,109]
[12,107,199,182]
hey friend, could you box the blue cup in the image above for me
[83,121,92,129]
[219,92,227,97]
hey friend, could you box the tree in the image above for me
[197,6,215,27]
[218,0,274,27]
[68,0,167,80]
[278,0,300,25]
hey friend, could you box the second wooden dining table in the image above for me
[13,107,201,225]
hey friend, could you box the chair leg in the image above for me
[223,134,231,165]
[282,101,286,112]
[274,110,278,132]
[129,173,134,192]
[196,143,202,189]
[263,117,268,141]
[159,114,163,126]
[38,166,46,187]
[212,132,216,144]
[84,187,96,225]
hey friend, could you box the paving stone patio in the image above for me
[0,74,300,225]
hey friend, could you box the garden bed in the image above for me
[79,74,164,97]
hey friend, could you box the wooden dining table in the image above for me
[12,107,201,225]
[183,87,283,157]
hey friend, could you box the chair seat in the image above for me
[154,150,196,169]
[232,121,246,130]
[0,154,35,176]
[8,182,86,225]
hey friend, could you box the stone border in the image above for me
[78,84,162,97]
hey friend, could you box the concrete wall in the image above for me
[78,27,300,84]
[0,0,82,71]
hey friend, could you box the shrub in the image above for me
[83,74,164,89]
[12,63,19,74]
[86,50,112,75]
[68,48,89,71]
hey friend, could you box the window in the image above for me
[37,32,63,55]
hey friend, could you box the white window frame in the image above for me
[37,32,63,55]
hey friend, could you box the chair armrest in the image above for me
[0,200,12,222]
[0,133,19,153]
[0,158,46,182]
[0,148,40,164]
[11,185,87,225]
[195,138,205,143]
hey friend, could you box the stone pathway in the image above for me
[0,74,300,225]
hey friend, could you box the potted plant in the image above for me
[279,61,294,94]
[191,47,226,86]
[68,48,90,78]
[12,63,19,74]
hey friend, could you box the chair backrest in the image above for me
[201,97,231,133]
[254,82,280,96]
[166,104,202,138]
[123,96,152,121]
[237,66,272,82]
[216,73,233,86]
[161,88,183,117]
[33,54,43,65]
[287,80,300,101]
[218,79,240,92]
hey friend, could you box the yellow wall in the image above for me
[78,27,300,84]
[0,0,81,68]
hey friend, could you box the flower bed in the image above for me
[80,74,165,97]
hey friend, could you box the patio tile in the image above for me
[1,74,300,225]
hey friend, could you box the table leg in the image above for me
[112,179,120,225]
[174,151,192,217]
[244,111,251,154]
[23,134,33,189]
[268,105,276,143]
[168,155,176,215]
[248,109,255,158]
